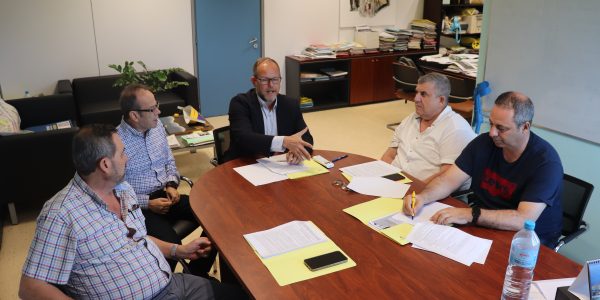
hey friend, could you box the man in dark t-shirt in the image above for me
[403,91,563,247]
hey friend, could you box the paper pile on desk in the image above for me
[180,131,213,146]
[257,154,308,175]
[244,220,328,259]
[406,222,492,266]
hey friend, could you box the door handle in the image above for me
[249,37,258,49]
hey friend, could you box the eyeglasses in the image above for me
[132,102,160,113]
[256,77,281,85]
[332,179,352,192]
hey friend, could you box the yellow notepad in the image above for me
[287,159,329,179]
[248,221,356,286]
[343,197,413,245]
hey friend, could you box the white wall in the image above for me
[0,0,98,99]
[1,0,422,98]
[263,0,424,93]
[0,0,194,99]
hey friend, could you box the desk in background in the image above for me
[190,150,580,299]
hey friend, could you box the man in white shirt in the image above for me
[381,73,475,189]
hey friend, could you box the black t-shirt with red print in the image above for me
[456,132,563,246]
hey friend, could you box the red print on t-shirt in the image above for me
[480,168,517,201]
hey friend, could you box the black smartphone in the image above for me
[304,251,348,271]
[382,173,405,181]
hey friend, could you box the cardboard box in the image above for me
[355,30,379,49]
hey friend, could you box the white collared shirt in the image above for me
[257,93,285,152]
[390,106,475,187]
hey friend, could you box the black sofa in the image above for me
[72,70,199,125]
[0,80,78,225]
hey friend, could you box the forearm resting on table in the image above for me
[477,201,546,231]
[19,275,71,300]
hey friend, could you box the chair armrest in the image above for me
[555,221,588,252]
[170,70,199,110]
[179,175,194,188]
[55,80,73,94]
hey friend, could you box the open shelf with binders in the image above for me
[286,50,436,111]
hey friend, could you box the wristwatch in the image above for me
[471,206,481,225]
[165,181,179,189]
[170,244,178,259]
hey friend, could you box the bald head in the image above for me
[494,91,534,127]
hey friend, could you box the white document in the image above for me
[339,160,400,177]
[234,163,287,186]
[407,222,492,266]
[167,134,181,148]
[369,201,453,229]
[529,278,576,300]
[243,220,328,259]
[257,154,308,175]
[347,177,409,199]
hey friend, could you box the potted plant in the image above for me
[108,60,188,92]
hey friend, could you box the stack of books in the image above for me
[300,72,329,82]
[300,97,314,109]
[411,19,437,50]
[180,131,214,146]
[378,31,396,52]
[385,27,412,51]
[320,68,348,79]
[301,44,336,59]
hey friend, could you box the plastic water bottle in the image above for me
[501,220,540,300]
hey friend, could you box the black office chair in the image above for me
[555,174,594,252]
[210,125,231,166]
[392,62,420,93]
[447,75,475,103]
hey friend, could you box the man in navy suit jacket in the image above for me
[228,57,313,164]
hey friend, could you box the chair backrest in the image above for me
[447,75,475,103]
[392,62,420,92]
[561,174,594,236]
[213,125,231,165]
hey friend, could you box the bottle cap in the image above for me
[524,220,535,230]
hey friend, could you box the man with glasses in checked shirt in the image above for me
[20,124,247,299]
[228,57,313,164]
[116,84,216,277]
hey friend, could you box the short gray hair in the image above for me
[418,73,450,104]
[72,124,117,176]
[494,91,534,127]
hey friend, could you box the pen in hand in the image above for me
[331,154,348,162]
[411,191,416,220]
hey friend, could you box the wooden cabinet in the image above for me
[350,55,397,104]
[286,50,435,111]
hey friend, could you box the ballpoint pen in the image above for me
[411,191,416,220]
[331,154,348,162]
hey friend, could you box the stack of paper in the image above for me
[234,156,329,186]
[346,177,410,199]
[257,154,308,175]
[339,160,400,177]
[406,222,492,266]
[180,131,213,146]
[166,134,181,149]
[243,221,356,286]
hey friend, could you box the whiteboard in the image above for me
[483,0,600,144]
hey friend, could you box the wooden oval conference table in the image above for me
[190,150,580,299]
